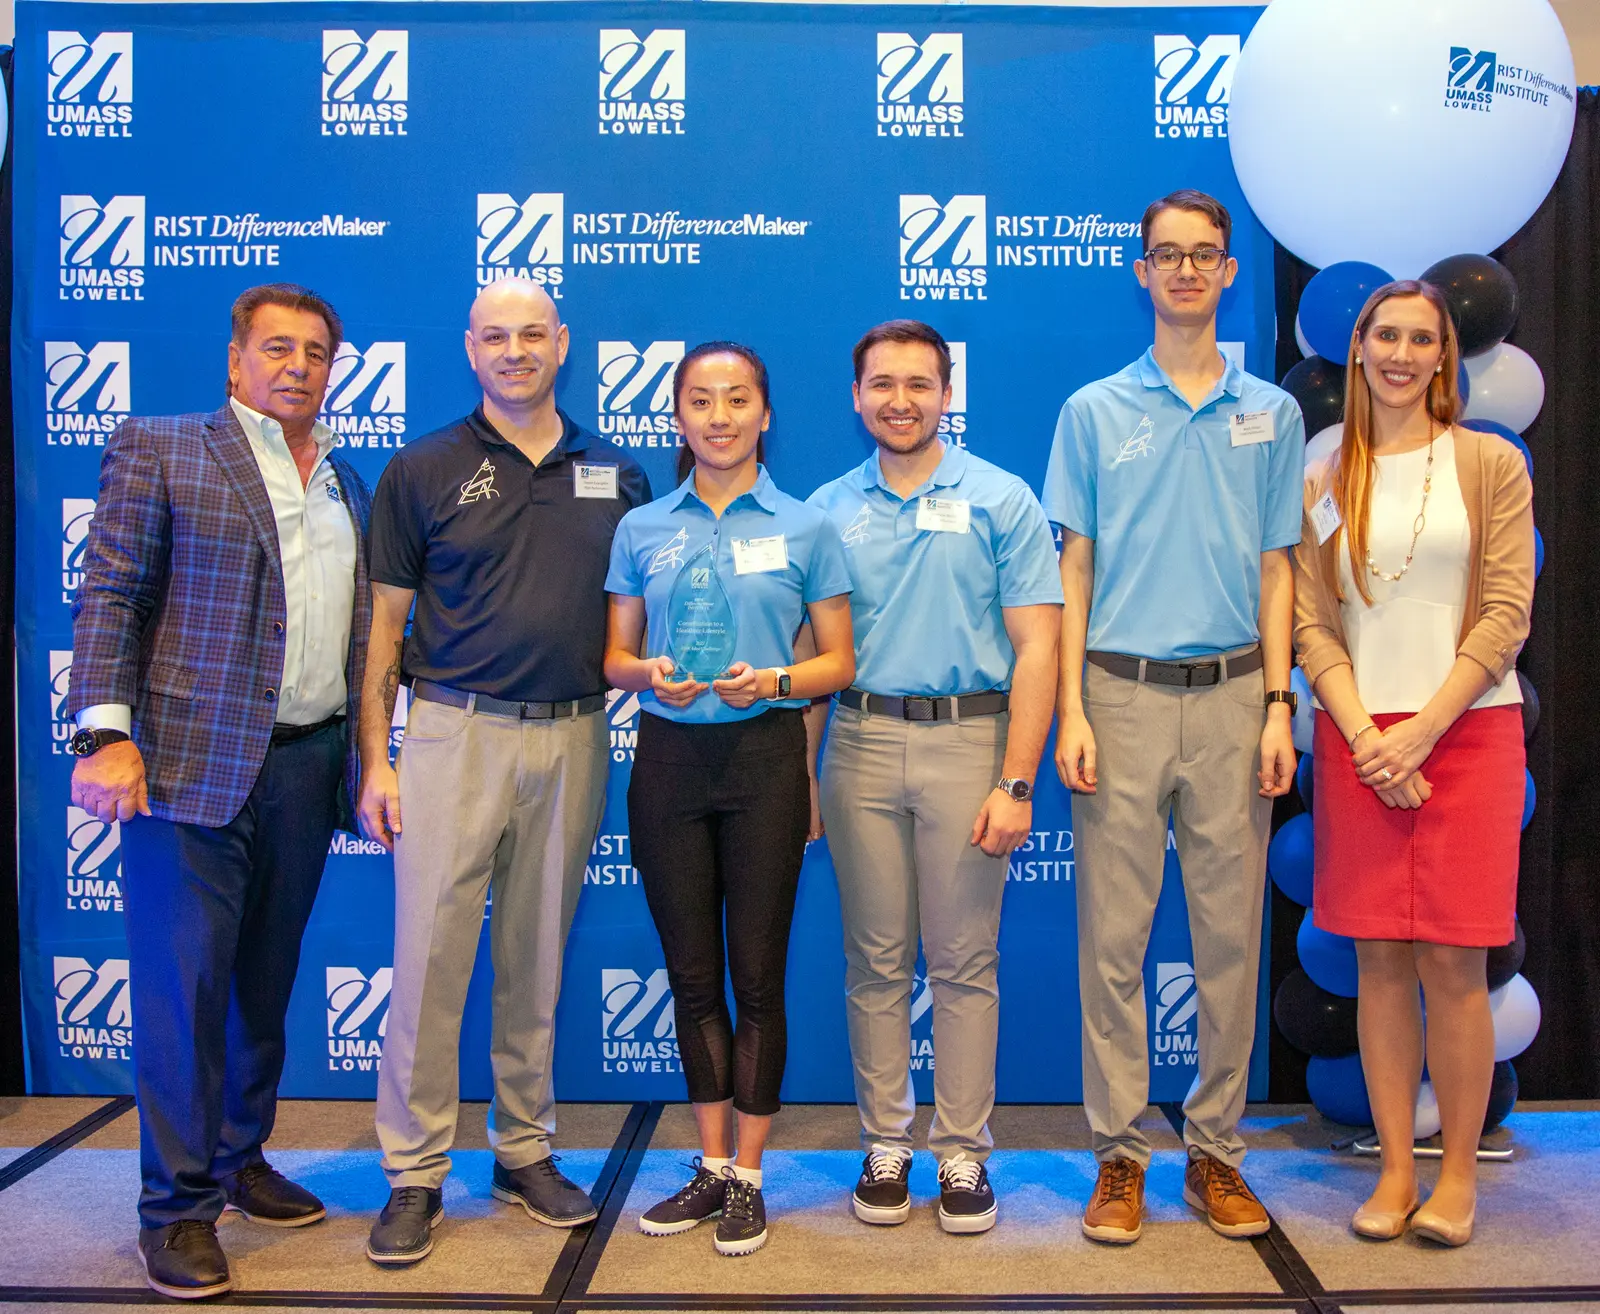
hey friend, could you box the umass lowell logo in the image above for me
[876,34,963,138]
[601,968,680,1074]
[1152,961,1198,1068]
[322,30,408,136]
[597,340,683,443]
[598,29,686,136]
[1446,48,1497,112]
[321,342,406,448]
[59,195,145,302]
[54,956,132,1061]
[476,191,565,296]
[326,967,391,1072]
[46,341,130,447]
[62,498,96,604]
[1153,35,1238,141]
[899,195,987,302]
[46,31,133,137]
[66,807,124,914]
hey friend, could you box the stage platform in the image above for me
[0,1098,1596,1313]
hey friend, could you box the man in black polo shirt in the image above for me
[358,278,650,1266]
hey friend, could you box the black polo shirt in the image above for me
[370,406,652,701]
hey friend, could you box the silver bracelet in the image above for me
[1348,722,1379,748]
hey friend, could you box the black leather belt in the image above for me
[1087,646,1262,688]
[271,713,345,745]
[837,688,1009,721]
[413,678,605,721]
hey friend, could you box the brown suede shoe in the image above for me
[1082,1157,1145,1243]
[1183,1152,1270,1237]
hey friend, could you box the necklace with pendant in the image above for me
[1367,432,1437,583]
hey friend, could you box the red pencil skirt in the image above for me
[1312,705,1524,947]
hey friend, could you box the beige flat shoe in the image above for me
[1351,1194,1419,1240]
[1409,1202,1475,1247]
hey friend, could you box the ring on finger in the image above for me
[1381,768,1394,782]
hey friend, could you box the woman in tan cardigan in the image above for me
[1293,280,1534,1249]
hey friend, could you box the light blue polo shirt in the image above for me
[808,443,1063,697]
[606,465,853,724]
[1043,348,1304,661]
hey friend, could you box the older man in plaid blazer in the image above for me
[67,284,372,1300]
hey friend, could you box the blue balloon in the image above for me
[1296,752,1315,814]
[1269,813,1315,906]
[1535,526,1545,580]
[1306,1052,1372,1127]
[1298,261,1392,362]
[1298,909,1359,997]
[1523,768,1536,830]
[1458,357,1471,405]
[1461,418,1531,477]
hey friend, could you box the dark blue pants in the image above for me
[119,723,344,1228]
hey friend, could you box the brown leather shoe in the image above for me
[1183,1152,1270,1237]
[1082,1157,1145,1244]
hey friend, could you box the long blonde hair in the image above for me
[1334,280,1463,605]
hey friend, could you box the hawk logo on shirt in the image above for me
[647,527,688,576]
[326,481,343,504]
[841,502,872,548]
[458,458,499,505]
[1112,414,1156,467]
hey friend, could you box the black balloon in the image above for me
[1486,920,1526,992]
[1280,356,1346,438]
[1273,968,1360,1058]
[1484,1060,1519,1131]
[1518,672,1541,743]
[1420,253,1519,357]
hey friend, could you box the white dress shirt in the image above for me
[79,398,357,733]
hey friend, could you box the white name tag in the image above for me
[572,463,619,499]
[916,496,971,534]
[1229,410,1276,447]
[1310,492,1343,545]
[732,534,789,575]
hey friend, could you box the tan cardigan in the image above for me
[1293,426,1535,690]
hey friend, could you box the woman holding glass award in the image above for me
[604,342,856,1257]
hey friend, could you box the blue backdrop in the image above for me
[14,0,1274,1104]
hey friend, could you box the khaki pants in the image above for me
[821,706,1009,1163]
[1073,659,1269,1169]
[375,698,608,1187]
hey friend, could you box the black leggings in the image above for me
[627,709,810,1117]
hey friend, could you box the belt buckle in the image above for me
[903,696,938,722]
[1189,663,1220,688]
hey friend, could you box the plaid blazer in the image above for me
[68,405,373,829]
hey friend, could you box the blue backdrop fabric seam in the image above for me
[16,0,1272,1103]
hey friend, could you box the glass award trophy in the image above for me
[665,542,739,682]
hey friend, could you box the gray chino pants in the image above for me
[375,697,608,1187]
[821,706,1009,1163]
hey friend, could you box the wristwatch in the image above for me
[68,727,131,757]
[1265,690,1298,715]
[997,777,1033,802]
[772,667,791,699]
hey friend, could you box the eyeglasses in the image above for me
[1143,246,1229,273]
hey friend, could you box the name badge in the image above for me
[1310,492,1343,546]
[916,496,971,534]
[573,463,619,499]
[732,534,789,575]
[1229,411,1276,447]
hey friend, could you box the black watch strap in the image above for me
[69,727,130,757]
[1265,689,1298,715]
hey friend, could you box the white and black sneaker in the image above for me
[638,1158,727,1236]
[714,1168,768,1257]
[853,1143,912,1225]
[937,1153,997,1235]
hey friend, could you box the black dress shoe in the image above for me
[491,1157,598,1227]
[137,1220,233,1299]
[367,1186,444,1265]
[220,1160,327,1227]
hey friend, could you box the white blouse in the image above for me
[1335,431,1522,716]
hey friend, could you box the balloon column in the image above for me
[1239,0,1571,1137]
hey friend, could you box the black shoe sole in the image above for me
[365,1208,444,1265]
[222,1202,327,1229]
[137,1243,233,1299]
[490,1184,598,1228]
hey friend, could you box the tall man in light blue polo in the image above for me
[809,320,1062,1236]
[1046,191,1301,1245]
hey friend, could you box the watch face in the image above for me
[68,728,96,757]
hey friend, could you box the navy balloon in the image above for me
[1269,813,1315,907]
[1274,968,1360,1057]
[1518,672,1540,743]
[1484,1060,1519,1132]
[1461,417,1531,476]
[1298,262,1392,362]
[1486,920,1526,992]
[1298,909,1359,997]
[1523,768,1536,830]
[1281,356,1346,437]
[1307,1052,1372,1127]
[1420,253,1519,357]
[1295,752,1315,814]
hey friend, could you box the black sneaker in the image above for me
[937,1153,997,1234]
[853,1144,912,1225]
[220,1160,327,1227]
[639,1157,727,1235]
[714,1168,768,1257]
[491,1156,598,1228]
[366,1185,444,1265]
[137,1220,232,1300]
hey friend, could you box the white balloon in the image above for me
[1464,342,1546,433]
[1295,315,1314,360]
[1414,1081,1442,1141]
[1489,973,1542,1061]
[1304,422,1343,474]
[1228,0,1576,275]
[1290,666,1314,754]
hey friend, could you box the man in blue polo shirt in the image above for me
[809,320,1062,1235]
[1045,190,1301,1244]
[357,278,650,1266]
